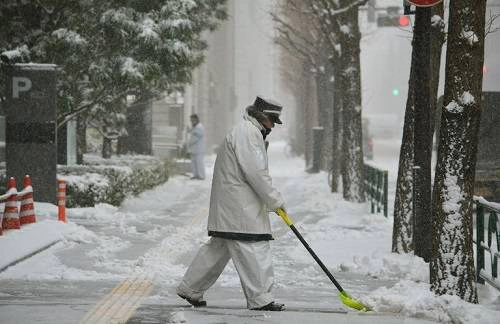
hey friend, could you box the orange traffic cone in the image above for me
[2,177,20,230]
[19,175,36,225]
[57,179,66,222]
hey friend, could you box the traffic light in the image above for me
[377,6,411,27]
[399,16,410,27]
[392,88,400,97]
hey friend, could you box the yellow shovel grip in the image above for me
[276,208,294,226]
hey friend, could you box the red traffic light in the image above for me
[399,16,410,26]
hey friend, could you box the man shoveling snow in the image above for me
[177,96,287,311]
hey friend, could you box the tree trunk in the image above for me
[57,122,68,165]
[340,2,365,202]
[119,98,153,155]
[330,65,342,193]
[393,3,445,254]
[430,0,486,303]
[304,73,317,169]
[413,6,433,262]
[316,67,334,170]
[392,55,415,253]
[429,3,445,136]
[76,115,87,164]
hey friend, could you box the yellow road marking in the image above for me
[110,280,154,324]
[96,274,147,324]
[79,276,137,323]
[80,206,207,323]
[79,273,154,324]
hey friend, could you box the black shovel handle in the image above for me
[288,223,345,293]
[276,209,345,293]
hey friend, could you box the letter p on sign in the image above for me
[12,76,32,98]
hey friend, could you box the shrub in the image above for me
[57,154,170,207]
[0,155,170,207]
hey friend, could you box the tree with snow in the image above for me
[273,0,337,184]
[392,3,445,256]
[0,0,227,159]
[337,0,366,202]
[275,0,367,201]
[430,0,486,303]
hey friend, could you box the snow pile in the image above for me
[340,252,428,282]
[63,173,109,192]
[0,220,66,271]
[0,215,96,273]
[363,280,499,324]
[139,219,207,285]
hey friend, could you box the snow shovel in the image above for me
[276,208,371,312]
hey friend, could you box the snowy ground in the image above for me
[0,140,498,323]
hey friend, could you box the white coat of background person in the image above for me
[186,114,206,180]
[177,96,287,311]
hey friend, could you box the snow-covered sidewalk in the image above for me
[0,140,498,323]
[0,203,80,272]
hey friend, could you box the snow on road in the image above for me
[0,140,498,323]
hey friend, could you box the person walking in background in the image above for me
[177,96,287,311]
[187,114,206,180]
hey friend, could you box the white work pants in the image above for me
[177,237,274,309]
[190,153,206,179]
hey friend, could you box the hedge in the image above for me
[0,154,170,208]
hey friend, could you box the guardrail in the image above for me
[474,196,499,290]
[364,163,388,217]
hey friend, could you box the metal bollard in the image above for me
[309,127,324,173]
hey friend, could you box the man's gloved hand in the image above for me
[275,206,293,226]
[276,205,286,215]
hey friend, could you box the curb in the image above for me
[0,239,60,273]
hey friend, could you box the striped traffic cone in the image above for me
[19,175,36,225]
[57,179,66,222]
[2,177,20,230]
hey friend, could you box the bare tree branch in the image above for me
[57,88,129,128]
[485,10,500,36]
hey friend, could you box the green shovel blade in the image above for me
[339,291,371,312]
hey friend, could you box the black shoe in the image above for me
[251,302,286,311]
[177,293,207,307]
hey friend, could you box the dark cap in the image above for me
[253,96,283,124]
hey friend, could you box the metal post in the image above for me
[309,127,324,173]
[383,170,388,217]
[488,212,497,279]
[376,171,382,213]
[369,167,375,213]
[476,204,485,284]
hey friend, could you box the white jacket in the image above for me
[187,123,206,154]
[207,113,284,238]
